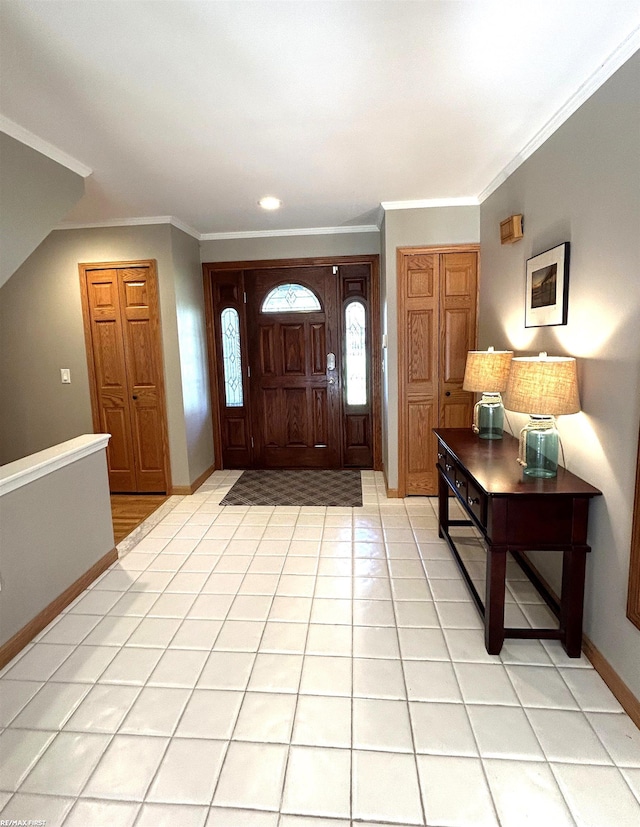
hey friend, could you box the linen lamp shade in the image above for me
[504,354,580,416]
[463,348,513,393]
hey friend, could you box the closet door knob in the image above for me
[445,391,451,397]
[132,395,138,400]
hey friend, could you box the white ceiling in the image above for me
[1,1,639,236]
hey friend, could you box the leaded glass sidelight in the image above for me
[220,307,243,407]
[345,300,367,406]
[261,283,321,313]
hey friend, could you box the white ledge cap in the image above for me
[0,434,111,497]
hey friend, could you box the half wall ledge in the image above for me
[0,433,111,496]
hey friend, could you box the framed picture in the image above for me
[525,242,570,328]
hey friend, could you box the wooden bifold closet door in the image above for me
[397,246,478,496]
[79,260,171,493]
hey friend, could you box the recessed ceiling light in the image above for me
[258,196,282,211]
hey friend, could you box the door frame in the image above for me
[203,254,382,471]
[627,421,640,630]
[78,259,172,493]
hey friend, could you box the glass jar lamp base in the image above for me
[473,393,504,440]
[519,416,559,478]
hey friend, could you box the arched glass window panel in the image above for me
[220,307,244,407]
[345,301,367,406]
[262,283,321,313]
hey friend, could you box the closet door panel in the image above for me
[84,268,136,492]
[440,253,477,430]
[118,266,169,492]
[398,247,478,497]
[398,252,439,495]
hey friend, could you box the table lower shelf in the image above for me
[437,476,585,657]
[439,519,564,643]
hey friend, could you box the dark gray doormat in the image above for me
[220,469,363,507]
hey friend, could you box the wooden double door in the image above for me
[398,246,478,496]
[80,260,170,493]
[205,257,379,470]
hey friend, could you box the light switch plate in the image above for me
[60,368,71,384]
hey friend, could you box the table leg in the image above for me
[437,469,449,539]
[485,545,507,654]
[561,546,588,657]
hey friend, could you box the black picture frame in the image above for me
[525,242,570,328]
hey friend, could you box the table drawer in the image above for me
[437,441,487,528]
[453,469,468,500]
[437,448,457,486]
[465,476,487,526]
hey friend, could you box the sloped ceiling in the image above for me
[1,1,638,235]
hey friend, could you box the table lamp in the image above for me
[503,352,580,478]
[463,347,513,439]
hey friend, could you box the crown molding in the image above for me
[380,197,479,210]
[478,28,640,202]
[54,217,378,241]
[55,215,200,240]
[166,217,201,240]
[0,115,93,178]
[200,224,379,241]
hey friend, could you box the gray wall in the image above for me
[0,133,84,287]
[479,52,640,694]
[0,224,212,488]
[0,449,114,645]
[171,225,215,482]
[200,231,380,262]
[381,206,481,488]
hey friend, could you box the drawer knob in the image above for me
[455,480,465,489]
[445,464,453,471]
[467,496,480,506]
[437,452,444,460]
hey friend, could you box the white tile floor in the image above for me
[1,469,640,827]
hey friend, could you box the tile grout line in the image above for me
[275,506,348,821]
[42,490,244,818]
[2,477,639,826]
[383,497,428,827]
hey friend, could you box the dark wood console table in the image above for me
[434,428,601,657]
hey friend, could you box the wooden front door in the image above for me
[205,256,380,471]
[80,260,170,493]
[247,267,341,468]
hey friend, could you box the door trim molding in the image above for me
[78,259,172,493]
[202,270,224,472]
[627,422,640,630]
[203,255,382,471]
